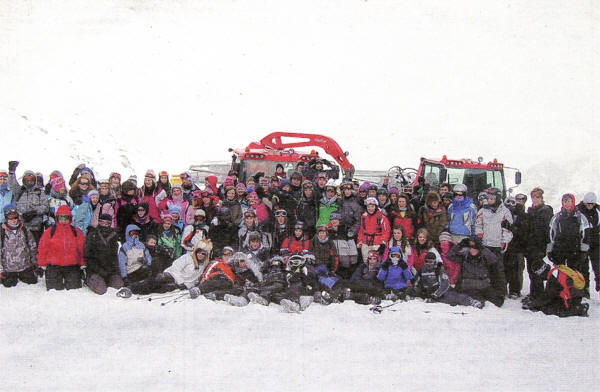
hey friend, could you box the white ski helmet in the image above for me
[453,183,467,194]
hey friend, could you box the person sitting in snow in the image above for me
[521,252,589,317]
[117,239,213,297]
[377,247,414,301]
[118,224,152,286]
[407,251,483,309]
[446,236,506,307]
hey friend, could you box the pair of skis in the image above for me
[370,301,468,315]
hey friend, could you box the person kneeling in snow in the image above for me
[446,237,506,307]
[522,253,588,317]
[37,205,86,290]
[407,252,483,309]
[84,214,124,294]
[0,204,39,288]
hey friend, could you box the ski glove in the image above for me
[398,260,409,270]
[22,211,37,222]
[8,160,19,173]
[381,261,392,271]
[377,244,386,255]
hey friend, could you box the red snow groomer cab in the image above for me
[228,132,355,184]
[387,156,521,201]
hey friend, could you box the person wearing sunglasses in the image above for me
[447,183,477,244]
[37,205,86,290]
[7,160,49,245]
[0,203,39,288]
[69,176,96,206]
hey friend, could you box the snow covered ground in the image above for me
[1,0,599,390]
[1,278,599,391]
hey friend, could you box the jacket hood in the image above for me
[125,224,141,238]
[206,175,219,194]
[425,191,441,206]
[56,205,72,219]
[561,193,576,213]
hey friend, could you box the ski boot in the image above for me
[468,298,484,309]
[280,299,300,313]
[299,295,314,311]
[203,292,218,301]
[117,287,132,298]
[248,292,270,306]
[224,294,249,307]
[313,290,333,305]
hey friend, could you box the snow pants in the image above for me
[199,277,243,300]
[587,245,600,291]
[504,250,525,296]
[1,267,37,287]
[45,265,82,290]
[525,247,546,299]
[86,273,124,295]
[438,290,477,307]
[460,287,504,307]
[128,272,180,295]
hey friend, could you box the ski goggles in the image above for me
[57,214,71,221]
[5,208,19,219]
[274,210,287,217]
[222,249,233,257]
[79,181,90,186]
[454,192,465,197]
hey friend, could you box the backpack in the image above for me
[548,265,585,308]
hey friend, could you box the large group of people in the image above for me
[0,158,596,316]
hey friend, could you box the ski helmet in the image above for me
[453,183,467,194]
[364,197,378,206]
[288,254,305,268]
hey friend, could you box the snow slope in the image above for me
[1,281,599,392]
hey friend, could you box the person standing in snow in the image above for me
[547,194,590,296]
[0,204,39,287]
[8,161,49,245]
[46,177,74,228]
[503,194,529,298]
[357,197,391,263]
[416,191,448,245]
[577,192,600,293]
[524,187,554,302]
[0,169,14,225]
[37,205,86,290]
[447,184,477,243]
[475,187,513,277]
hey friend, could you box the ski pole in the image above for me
[161,292,189,306]
[146,291,184,302]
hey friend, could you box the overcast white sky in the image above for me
[0,0,598,174]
